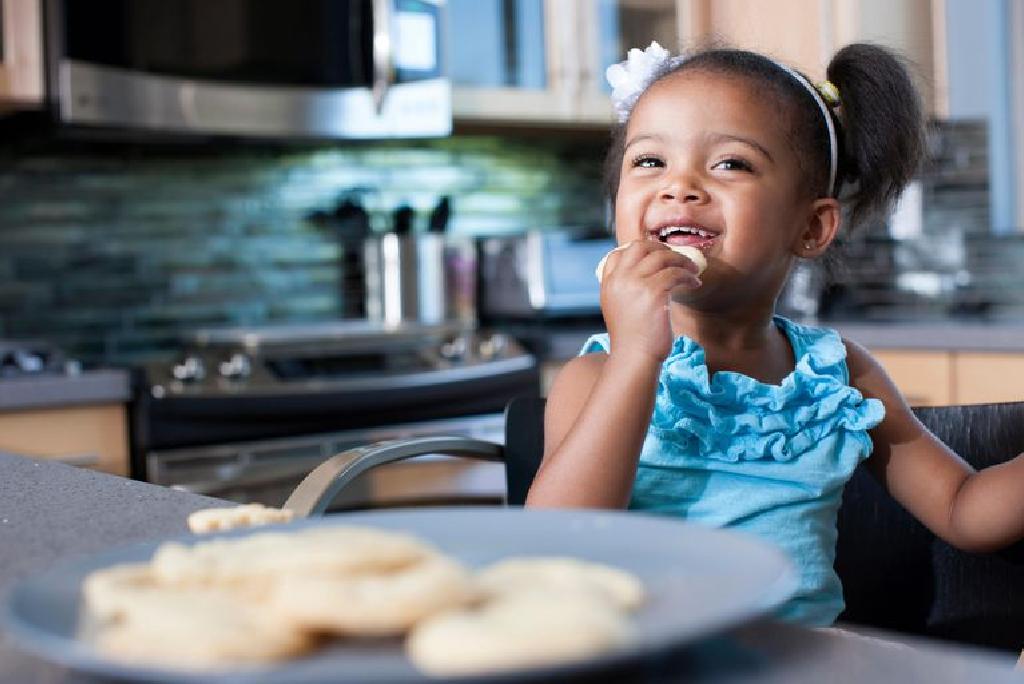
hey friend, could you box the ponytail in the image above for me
[827,43,926,230]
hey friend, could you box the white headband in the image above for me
[606,42,840,197]
[767,60,839,197]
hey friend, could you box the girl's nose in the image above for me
[659,175,709,204]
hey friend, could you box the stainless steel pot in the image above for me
[362,234,476,329]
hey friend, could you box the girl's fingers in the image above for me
[651,267,702,292]
[596,240,647,281]
[597,240,705,283]
[632,247,703,279]
[595,245,628,282]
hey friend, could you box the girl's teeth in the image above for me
[658,226,714,239]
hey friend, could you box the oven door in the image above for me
[149,412,507,510]
[50,0,449,138]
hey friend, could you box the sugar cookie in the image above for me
[667,244,707,275]
[406,589,633,676]
[476,556,644,611]
[152,526,433,588]
[270,553,476,636]
[88,584,314,669]
[595,243,707,282]
[82,562,159,622]
[187,504,294,533]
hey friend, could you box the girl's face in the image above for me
[615,70,818,309]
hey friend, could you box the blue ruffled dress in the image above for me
[580,316,884,626]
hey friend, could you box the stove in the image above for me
[133,321,540,507]
[145,320,528,398]
[0,339,80,378]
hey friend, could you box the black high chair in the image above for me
[284,397,1024,652]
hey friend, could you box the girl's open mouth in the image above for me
[653,225,718,250]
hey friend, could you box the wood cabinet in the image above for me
[873,349,1024,406]
[449,0,680,126]
[953,353,1024,406]
[0,0,44,109]
[678,0,940,115]
[871,350,955,406]
[449,0,943,125]
[0,404,130,476]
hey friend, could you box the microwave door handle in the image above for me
[371,0,394,114]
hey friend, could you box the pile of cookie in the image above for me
[80,523,645,676]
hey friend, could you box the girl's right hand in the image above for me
[599,240,702,362]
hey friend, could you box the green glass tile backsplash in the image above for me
[0,136,608,364]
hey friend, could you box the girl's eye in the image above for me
[631,155,664,169]
[713,158,753,172]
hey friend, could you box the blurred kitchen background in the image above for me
[2,0,1023,508]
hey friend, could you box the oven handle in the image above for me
[284,436,503,517]
[171,458,328,498]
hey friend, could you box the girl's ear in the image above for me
[793,198,841,258]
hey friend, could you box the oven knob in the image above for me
[478,333,509,360]
[218,352,252,380]
[440,335,468,362]
[172,355,206,382]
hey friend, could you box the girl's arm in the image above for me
[525,241,700,509]
[524,350,662,508]
[846,338,1024,552]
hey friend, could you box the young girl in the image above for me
[525,41,1024,627]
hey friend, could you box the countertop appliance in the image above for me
[477,230,613,365]
[45,0,450,139]
[478,230,615,319]
[132,320,539,508]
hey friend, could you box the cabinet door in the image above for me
[0,404,130,476]
[448,0,575,123]
[872,350,954,407]
[954,353,1024,405]
[0,0,44,107]
[575,0,681,124]
[681,0,830,79]
[677,0,937,114]
[833,0,937,116]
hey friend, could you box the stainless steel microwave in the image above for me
[45,0,450,139]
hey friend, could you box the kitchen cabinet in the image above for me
[449,0,941,125]
[0,403,130,476]
[953,353,1024,406]
[0,0,44,108]
[872,349,954,406]
[873,350,1024,406]
[677,0,940,115]
[448,0,679,125]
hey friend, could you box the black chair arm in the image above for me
[283,436,503,517]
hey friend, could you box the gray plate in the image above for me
[3,507,798,682]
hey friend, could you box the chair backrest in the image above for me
[836,401,1024,651]
[503,396,546,506]
[502,396,1024,651]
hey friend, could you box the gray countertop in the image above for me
[0,369,131,412]
[0,451,224,683]
[0,451,1019,683]
[826,319,1024,352]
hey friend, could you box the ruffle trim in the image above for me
[580,318,885,463]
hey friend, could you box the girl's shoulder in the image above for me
[775,316,844,354]
[839,335,901,400]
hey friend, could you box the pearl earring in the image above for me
[804,242,814,251]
